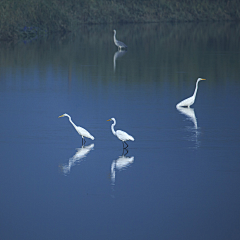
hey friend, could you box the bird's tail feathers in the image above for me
[129,136,134,141]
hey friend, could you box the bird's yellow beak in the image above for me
[58,115,64,118]
[202,79,206,80]
[107,119,111,121]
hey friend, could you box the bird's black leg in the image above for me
[82,137,86,146]
[124,141,128,149]
[82,138,86,146]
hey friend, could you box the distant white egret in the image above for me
[176,78,206,108]
[107,118,134,148]
[113,30,127,50]
[58,113,94,145]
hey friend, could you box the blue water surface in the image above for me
[0,22,240,240]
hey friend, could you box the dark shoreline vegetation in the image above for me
[0,0,240,41]
[1,22,239,86]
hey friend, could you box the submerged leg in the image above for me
[122,148,128,156]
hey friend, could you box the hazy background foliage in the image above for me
[1,22,239,87]
[0,0,240,41]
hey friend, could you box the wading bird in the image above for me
[113,30,127,50]
[58,114,94,145]
[176,78,206,108]
[107,118,134,148]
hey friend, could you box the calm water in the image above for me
[0,22,240,240]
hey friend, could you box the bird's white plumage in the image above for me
[115,130,134,142]
[107,118,134,143]
[113,30,127,50]
[58,113,94,140]
[75,126,94,140]
[176,78,206,108]
[177,95,195,108]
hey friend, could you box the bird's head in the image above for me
[107,118,115,122]
[198,78,206,81]
[113,30,116,34]
[58,113,68,118]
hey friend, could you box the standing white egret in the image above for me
[107,118,134,148]
[176,78,206,108]
[113,30,127,50]
[58,113,94,145]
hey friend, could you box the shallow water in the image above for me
[0,22,240,240]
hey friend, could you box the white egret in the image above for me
[58,113,94,145]
[107,118,134,148]
[176,78,206,108]
[113,30,127,50]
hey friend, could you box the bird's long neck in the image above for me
[193,80,199,98]
[113,32,117,43]
[111,119,116,136]
[67,116,77,130]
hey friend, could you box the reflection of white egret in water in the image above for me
[177,106,198,129]
[61,144,94,175]
[111,150,134,185]
[113,50,127,72]
[176,106,200,148]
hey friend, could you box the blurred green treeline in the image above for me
[0,0,239,41]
